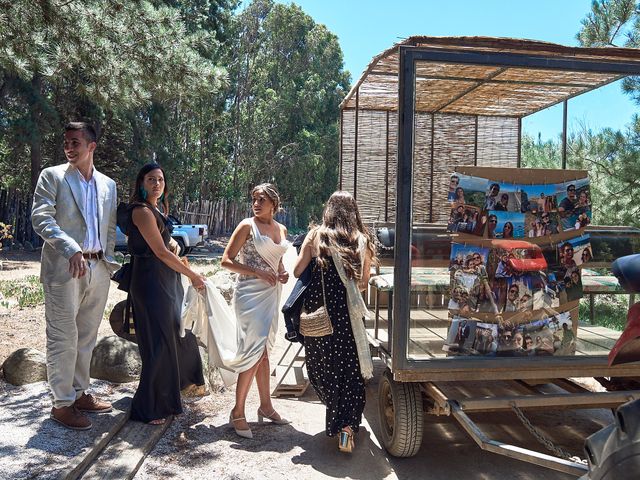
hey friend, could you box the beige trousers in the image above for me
[43,259,111,408]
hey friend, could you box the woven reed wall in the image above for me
[340,112,518,224]
[341,110,356,195]
[431,114,477,223]
[355,110,389,221]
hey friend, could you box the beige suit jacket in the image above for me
[31,163,119,285]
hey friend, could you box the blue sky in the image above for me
[272,0,639,140]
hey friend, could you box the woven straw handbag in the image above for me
[299,266,333,337]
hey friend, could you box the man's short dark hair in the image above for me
[65,122,97,144]
[567,184,576,192]
[490,183,500,191]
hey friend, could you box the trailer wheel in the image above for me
[378,369,423,457]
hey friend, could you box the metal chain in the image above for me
[510,404,588,465]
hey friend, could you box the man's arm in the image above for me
[104,180,117,260]
[31,168,82,259]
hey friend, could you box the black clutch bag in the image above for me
[111,261,132,292]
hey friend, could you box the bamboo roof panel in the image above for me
[341,36,640,116]
[440,83,587,116]
[493,68,620,86]
[414,63,503,79]
[415,78,480,112]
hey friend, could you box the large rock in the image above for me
[90,335,141,383]
[2,348,47,385]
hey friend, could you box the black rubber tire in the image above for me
[174,238,186,256]
[377,368,424,457]
[584,398,640,480]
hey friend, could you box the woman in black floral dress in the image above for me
[293,191,377,452]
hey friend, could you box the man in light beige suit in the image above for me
[32,122,119,430]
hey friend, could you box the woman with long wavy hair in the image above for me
[293,191,377,453]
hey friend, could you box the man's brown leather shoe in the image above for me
[74,393,113,413]
[50,406,92,430]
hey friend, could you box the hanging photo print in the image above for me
[560,234,593,267]
[524,211,561,237]
[556,178,591,231]
[447,204,482,234]
[443,317,477,354]
[487,182,522,213]
[487,211,525,239]
[520,183,558,214]
[549,266,583,302]
[470,322,499,355]
[449,173,487,209]
[449,243,491,313]
[447,174,488,236]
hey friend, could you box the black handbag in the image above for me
[111,260,132,292]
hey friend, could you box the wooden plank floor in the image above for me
[366,308,622,360]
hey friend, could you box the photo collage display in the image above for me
[443,312,576,357]
[447,174,592,238]
[445,171,591,357]
[447,236,590,317]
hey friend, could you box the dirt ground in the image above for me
[0,246,616,479]
[0,250,129,367]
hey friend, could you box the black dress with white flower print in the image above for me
[303,256,366,436]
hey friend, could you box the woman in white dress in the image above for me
[221,183,290,438]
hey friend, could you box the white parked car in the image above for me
[115,214,208,256]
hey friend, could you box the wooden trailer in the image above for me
[339,37,640,476]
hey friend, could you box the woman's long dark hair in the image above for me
[131,163,169,214]
[315,191,378,280]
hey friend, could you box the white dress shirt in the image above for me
[76,169,102,253]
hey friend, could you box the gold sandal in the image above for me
[338,428,354,453]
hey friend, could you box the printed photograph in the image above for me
[488,182,522,213]
[542,271,563,308]
[524,211,561,237]
[447,204,482,234]
[483,181,504,210]
[520,183,558,213]
[557,234,593,267]
[547,312,576,355]
[556,177,592,231]
[443,317,477,355]
[451,173,488,209]
[449,243,492,313]
[519,318,555,356]
[495,320,529,356]
[488,211,525,239]
[549,266,583,303]
[447,173,461,202]
[505,275,536,312]
[470,322,499,355]
[449,243,490,273]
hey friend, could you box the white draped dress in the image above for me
[184,218,289,386]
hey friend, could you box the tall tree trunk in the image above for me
[29,74,43,193]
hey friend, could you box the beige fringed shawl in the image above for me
[329,234,373,380]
